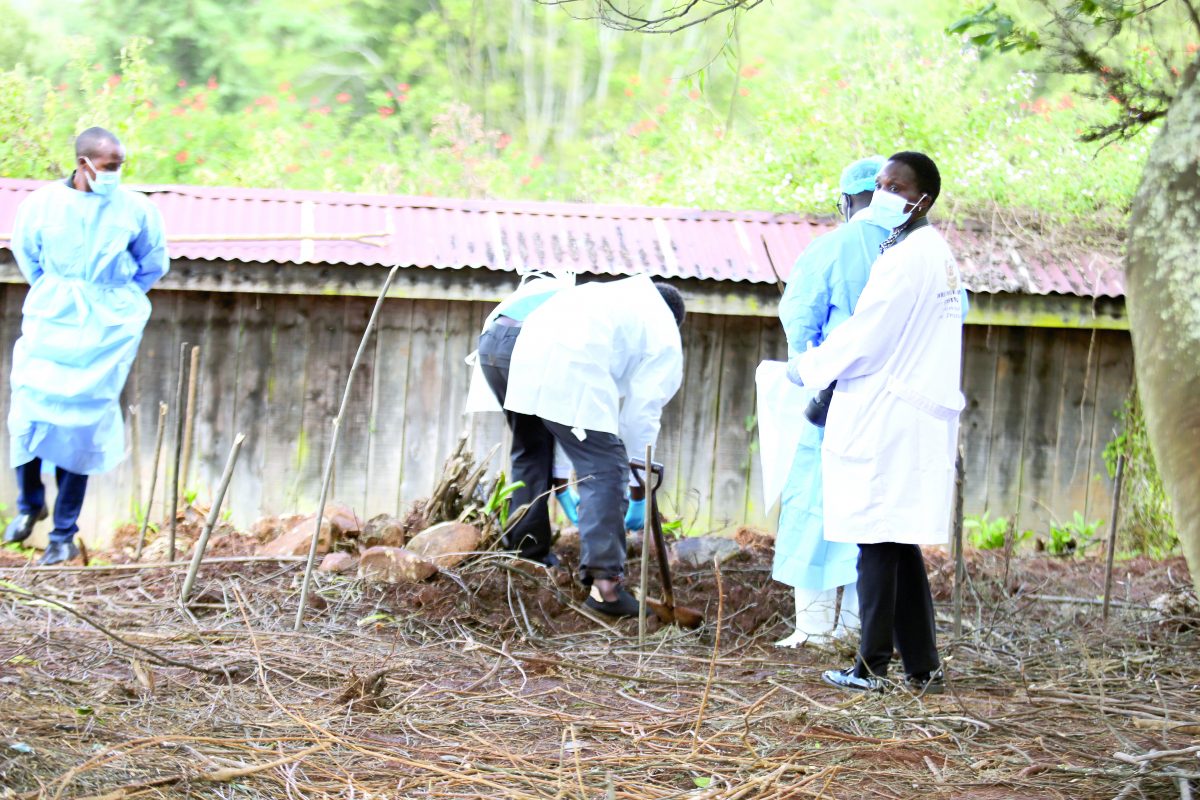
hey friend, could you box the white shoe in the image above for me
[775,630,835,648]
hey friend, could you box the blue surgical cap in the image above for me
[839,156,886,195]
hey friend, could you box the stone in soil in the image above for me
[358,546,438,583]
[671,535,742,568]
[405,521,481,569]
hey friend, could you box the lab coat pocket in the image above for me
[822,388,897,464]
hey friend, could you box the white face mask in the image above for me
[869,189,925,230]
[83,156,122,196]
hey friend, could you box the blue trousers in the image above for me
[16,458,88,544]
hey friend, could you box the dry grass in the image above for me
[0,546,1197,800]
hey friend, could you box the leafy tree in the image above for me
[942,0,1200,595]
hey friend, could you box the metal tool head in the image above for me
[628,457,664,490]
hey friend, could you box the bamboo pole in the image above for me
[294,264,401,630]
[1102,453,1127,622]
[180,346,201,490]
[134,403,168,561]
[167,342,189,562]
[951,443,966,638]
[637,445,652,656]
[128,404,142,521]
[181,433,246,604]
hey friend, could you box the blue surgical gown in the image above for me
[8,179,168,475]
[773,214,888,591]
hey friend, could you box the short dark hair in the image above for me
[654,282,685,327]
[75,127,122,159]
[888,150,941,206]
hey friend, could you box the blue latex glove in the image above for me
[624,497,646,532]
[556,486,580,525]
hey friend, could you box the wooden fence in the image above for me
[0,283,1132,546]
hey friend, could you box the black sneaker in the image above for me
[4,507,47,544]
[38,540,80,566]
[584,584,641,618]
[821,666,884,693]
[905,669,945,696]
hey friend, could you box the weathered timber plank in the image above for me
[1084,331,1135,525]
[961,326,999,518]
[398,300,448,508]
[984,326,1033,521]
[0,287,21,533]
[191,292,241,496]
[435,301,476,478]
[1049,329,1101,526]
[261,296,312,514]
[293,296,344,512]
[669,313,724,534]
[1015,330,1063,533]
[226,294,274,524]
[710,315,761,533]
[366,299,415,517]
[331,296,375,519]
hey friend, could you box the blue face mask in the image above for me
[869,189,925,230]
[83,156,122,196]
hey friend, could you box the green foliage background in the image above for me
[0,0,1189,225]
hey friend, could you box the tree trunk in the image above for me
[1126,57,1200,597]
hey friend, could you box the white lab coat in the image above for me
[791,225,964,545]
[504,274,682,460]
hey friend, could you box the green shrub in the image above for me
[1102,392,1178,556]
[965,511,1009,550]
[1045,511,1102,556]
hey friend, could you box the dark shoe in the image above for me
[4,507,47,544]
[37,540,80,566]
[905,669,945,696]
[538,551,561,568]
[821,666,884,693]
[584,584,641,618]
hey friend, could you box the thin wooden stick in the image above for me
[637,445,652,658]
[128,404,141,521]
[1102,452,1126,622]
[692,554,724,752]
[167,342,189,562]
[180,345,200,490]
[135,403,168,561]
[0,555,304,573]
[294,264,401,630]
[181,433,246,604]
[952,443,966,638]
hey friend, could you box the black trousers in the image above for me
[854,543,940,679]
[476,321,629,581]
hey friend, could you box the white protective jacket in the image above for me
[791,225,965,545]
[504,275,682,460]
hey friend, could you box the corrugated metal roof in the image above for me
[0,178,1124,297]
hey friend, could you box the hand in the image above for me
[786,356,806,387]
[556,486,580,525]
[624,498,646,532]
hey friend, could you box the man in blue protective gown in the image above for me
[772,156,890,646]
[4,127,168,565]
